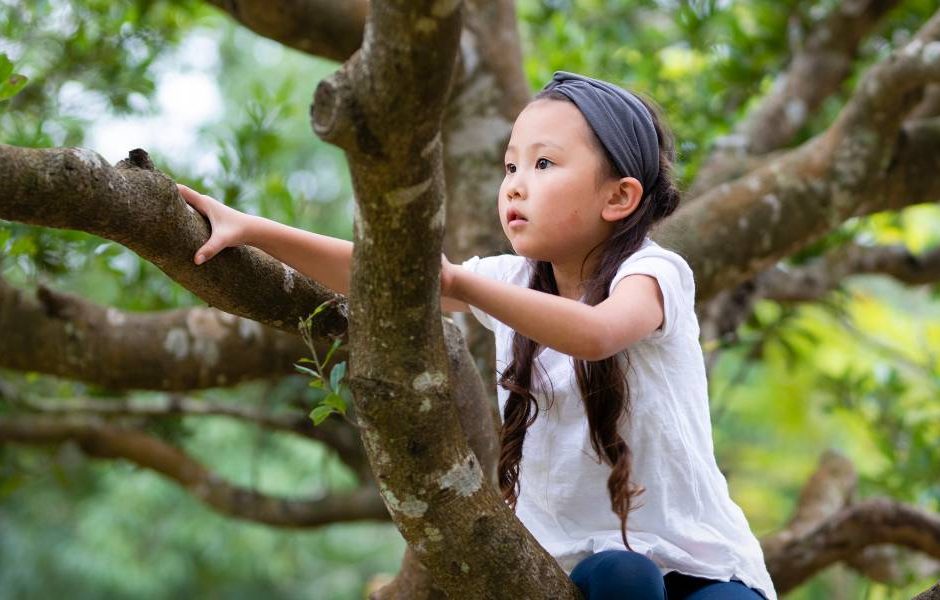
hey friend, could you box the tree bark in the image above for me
[0,275,314,390]
[308,1,581,597]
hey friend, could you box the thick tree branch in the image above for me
[205,0,367,63]
[656,11,940,300]
[0,144,500,482]
[691,0,903,196]
[0,414,390,527]
[0,275,321,390]
[0,145,349,337]
[0,139,501,549]
[761,450,940,594]
[697,117,940,349]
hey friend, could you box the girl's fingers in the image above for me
[178,185,234,266]
[177,184,206,209]
[195,243,214,265]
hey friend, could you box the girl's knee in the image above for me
[595,550,661,580]
[572,550,664,600]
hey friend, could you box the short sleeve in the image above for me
[608,251,692,341]
[460,255,496,331]
[459,253,529,332]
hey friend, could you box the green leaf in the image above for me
[322,391,346,413]
[308,378,324,389]
[296,357,317,364]
[0,55,27,102]
[310,299,332,320]
[309,404,335,425]
[0,54,12,81]
[322,337,343,368]
[0,73,28,101]
[307,387,328,402]
[330,361,346,391]
[293,363,321,378]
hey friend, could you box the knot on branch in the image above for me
[310,66,383,157]
[116,148,155,171]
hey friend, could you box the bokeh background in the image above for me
[1,0,938,598]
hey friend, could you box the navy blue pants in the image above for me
[570,550,766,600]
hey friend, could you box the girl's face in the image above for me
[499,99,619,265]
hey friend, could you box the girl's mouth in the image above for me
[507,208,527,225]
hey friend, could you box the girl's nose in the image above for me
[506,177,525,200]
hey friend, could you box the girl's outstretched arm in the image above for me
[180,184,468,311]
[179,184,353,295]
[442,258,665,361]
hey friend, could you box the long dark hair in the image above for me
[497,87,681,551]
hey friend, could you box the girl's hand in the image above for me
[440,253,461,300]
[177,184,253,265]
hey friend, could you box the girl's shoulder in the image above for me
[624,237,692,268]
[460,253,530,286]
[610,239,698,340]
[613,238,695,288]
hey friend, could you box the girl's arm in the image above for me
[180,184,468,311]
[444,262,665,361]
[246,215,353,295]
[178,184,353,294]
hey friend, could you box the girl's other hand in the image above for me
[440,253,460,300]
[177,183,253,265]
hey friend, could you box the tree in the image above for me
[1,0,939,597]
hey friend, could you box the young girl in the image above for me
[179,71,776,600]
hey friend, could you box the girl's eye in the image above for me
[535,158,552,169]
[505,163,516,174]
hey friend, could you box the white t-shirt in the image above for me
[460,237,777,600]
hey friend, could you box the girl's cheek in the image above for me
[562,210,582,228]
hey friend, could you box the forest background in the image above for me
[1,0,939,598]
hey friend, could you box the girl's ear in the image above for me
[601,176,643,222]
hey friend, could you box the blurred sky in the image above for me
[86,29,223,177]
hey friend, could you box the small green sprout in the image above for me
[295,300,351,425]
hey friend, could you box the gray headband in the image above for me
[542,71,660,194]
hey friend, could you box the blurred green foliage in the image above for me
[1,0,939,598]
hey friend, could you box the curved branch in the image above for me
[656,11,940,300]
[0,145,349,337]
[691,0,904,196]
[204,0,367,63]
[834,15,940,138]
[0,275,321,390]
[757,242,940,303]
[761,450,940,593]
[0,414,390,527]
[766,498,940,594]
[746,0,904,153]
[2,388,371,480]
